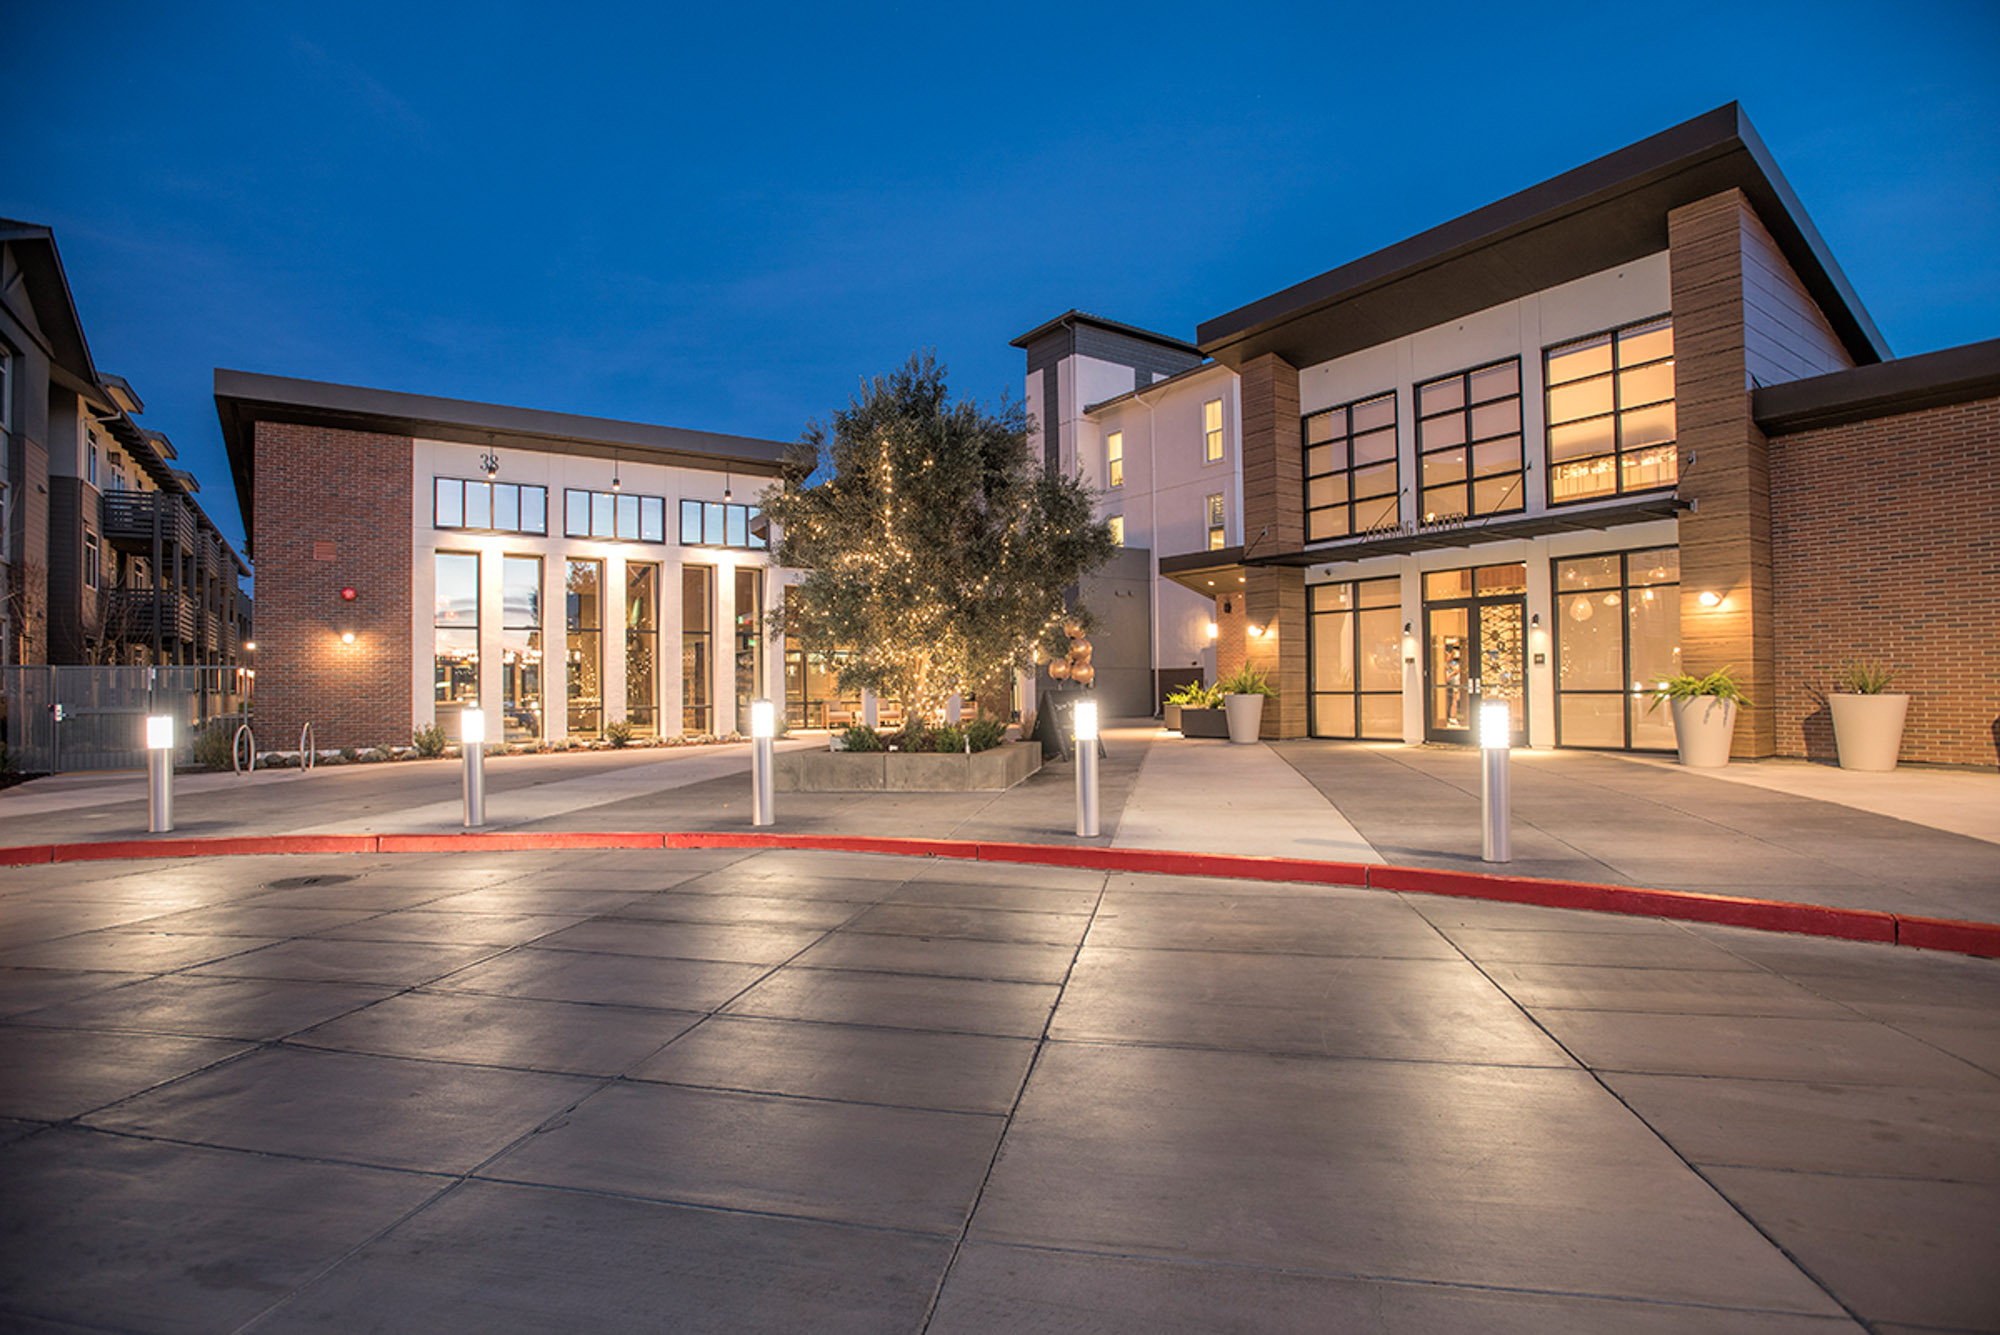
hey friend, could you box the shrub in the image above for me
[1166,682,1221,708]
[412,723,448,758]
[191,719,238,771]
[606,719,635,748]
[965,717,1006,752]
[338,746,359,763]
[934,723,966,753]
[1647,667,1751,711]
[1834,660,1895,694]
[1216,665,1275,698]
[838,723,884,752]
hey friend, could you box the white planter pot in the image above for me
[1224,693,1265,744]
[1829,693,1910,772]
[1668,696,1739,768]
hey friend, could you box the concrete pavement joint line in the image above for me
[6,831,1999,958]
[1415,910,1872,1330]
[942,1238,1864,1321]
[916,871,1111,1333]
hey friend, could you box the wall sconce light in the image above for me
[1530,613,1541,628]
[480,450,500,479]
[1698,591,1722,607]
[340,631,356,645]
[243,640,257,652]
[724,470,733,502]
[1247,624,1265,638]
[1403,621,1413,635]
[1204,621,1218,640]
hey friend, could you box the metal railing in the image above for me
[0,665,252,772]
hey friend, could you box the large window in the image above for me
[83,527,100,590]
[1204,399,1224,462]
[678,500,768,550]
[501,557,543,741]
[436,478,548,534]
[682,565,713,733]
[1415,360,1524,522]
[1107,515,1124,547]
[786,646,863,729]
[1206,493,1226,549]
[626,562,659,735]
[1554,547,1680,749]
[434,552,479,707]
[1106,430,1124,487]
[1546,318,1676,504]
[734,567,764,729]
[566,559,603,736]
[1309,578,1403,738]
[1304,392,1397,542]
[565,489,664,542]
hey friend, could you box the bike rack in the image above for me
[232,723,257,775]
[299,722,316,771]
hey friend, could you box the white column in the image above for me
[662,558,685,737]
[714,558,738,737]
[547,555,569,743]
[603,553,628,732]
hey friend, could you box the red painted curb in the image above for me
[1895,915,2000,958]
[377,832,665,853]
[1365,864,1899,944]
[48,834,384,862]
[1,830,1989,960]
[974,841,1370,887]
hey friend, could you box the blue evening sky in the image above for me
[4,1,1995,554]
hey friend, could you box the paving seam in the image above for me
[8,832,1997,959]
[1413,905,1874,1329]
[916,870,1112,1332]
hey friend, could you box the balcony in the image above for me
[103,588,197,646]
[103,491,197,554]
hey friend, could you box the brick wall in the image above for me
[1238,353,1307,736]
[1768,396,2000,768]
[252,422,413,751]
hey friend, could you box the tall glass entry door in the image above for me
[1423,564,1526,745]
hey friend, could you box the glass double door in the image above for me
[1424,564,1526,745]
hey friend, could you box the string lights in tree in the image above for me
[763,353,1117,723]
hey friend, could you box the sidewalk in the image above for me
[3,725,1996,924]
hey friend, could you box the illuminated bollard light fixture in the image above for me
[1480,699,1512,863]
[1073,699,1100,838]
[750,699,775,827]
[461,709,487,828]
[146,714,175,833]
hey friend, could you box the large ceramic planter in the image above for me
[1163,703,1182,733]
[1181,707,1228,739]
[1224,693,1266,744]
[1668,696,1739,768]
[1829,693,1910,772]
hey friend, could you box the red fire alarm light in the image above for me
[340,587,357,601]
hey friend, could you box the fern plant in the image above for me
[1216,664,1275,698]
[1646,667,1751,711]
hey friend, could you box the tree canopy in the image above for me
[764,352,1115,722]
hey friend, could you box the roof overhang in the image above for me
[1010,309,1200,354]
[0,220,100,388]
[1196,104,1888,373]
[1251,495,1688,568]
[215,369,792,556]
[1159,545,1252,595]
[1754,338,2000,435]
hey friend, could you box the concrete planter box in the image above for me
[776,740,1041,792]
[1181,707,1228,739]
[1163,703,1182,733]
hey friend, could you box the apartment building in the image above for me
[215,371,789,751]
[1024,104,1998,766]
[1,220,248,670]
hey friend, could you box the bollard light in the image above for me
[1073,698,1100,837]
[146,714,175,833]
[461,708,487,828]
[749,698,775,826]
[1479,699,1511,863]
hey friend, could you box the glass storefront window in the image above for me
[682,565,713,733]
[1546,318,1677,505]
[1309,576,1403,739]
[566,559,602,736]
[734,567,764,729]
[434,552,479,708]
[626,563,658,735]
[501,556,542,742]
[1554,546,1680,749]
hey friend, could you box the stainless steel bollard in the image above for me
[462,709,487,828]
[1479,700,1511,863]
[146,715,175,834]
[1073,700,1100,837]
[750,700,775,827]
